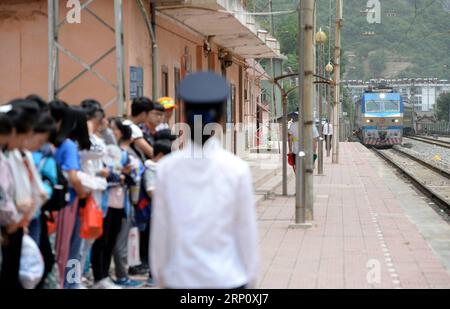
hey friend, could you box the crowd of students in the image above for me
[0,95,176,289]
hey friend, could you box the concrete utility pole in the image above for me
[332,0,343,164]
[281,90,288,196]
[318,42,324,174]
[292,0,314,228]
[138,0,159,102]
[269,0,277,149]
[316,29,327,175]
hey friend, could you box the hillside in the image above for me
[246,0,450,80]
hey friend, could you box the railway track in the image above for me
[406,135,450,150]
[372,147,450,212]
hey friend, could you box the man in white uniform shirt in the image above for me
[322,119,333,154]
[150,72,259,289]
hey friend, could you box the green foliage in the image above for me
[435,92,450,121]
[247,0,450,80]
[368,50,386,78]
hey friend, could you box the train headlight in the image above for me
[366,119,373,123]
[393,119,399,123]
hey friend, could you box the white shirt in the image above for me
[144,159,157,192]
[323,123,333,136]
[123,120,143,141]
[150,137,259,289]
[79,134,107,206]
[155,122,170,132]
[6,150,47,219]
[288,122,319,154]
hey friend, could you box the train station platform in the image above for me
[249,142,450,289]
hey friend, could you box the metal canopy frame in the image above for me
[48,0,126,116]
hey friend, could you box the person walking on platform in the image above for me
[150,72,259,289]
[287,111,319,172]
[322,119,333,155]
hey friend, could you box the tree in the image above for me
[435,92,450,122]
[368,50,386,78]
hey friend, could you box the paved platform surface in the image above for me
[253,142,450,289]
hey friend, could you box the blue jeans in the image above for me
[63,207,83,289]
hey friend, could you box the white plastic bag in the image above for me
[19,235,44,289]
[76,171,107,191]
[127,227,141,267]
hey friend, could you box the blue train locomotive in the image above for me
[355,86,413,147]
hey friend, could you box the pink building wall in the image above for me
[0,0,261,135]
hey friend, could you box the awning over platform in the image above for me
[156,0,281,59]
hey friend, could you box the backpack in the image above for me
[134,176,151,224]
[41,161,69,212]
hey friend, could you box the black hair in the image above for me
[0,113,12,135]
[155,128,176,141]
[26,95,49,113]
[80,99,105,120]
[49,100,69,123]
[110,117,132,142]
[9,98,40,130]
[152,102,165,113]
[49,101,91,150]
[154,128,174,156]
[131,97,153,117]
[68,107,91,151]
[34,113,56,134]
[185,102,225,145]
[49,100,72,147]
[153,139,172,157]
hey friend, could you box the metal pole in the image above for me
[48,0,58,101]
[48,0,55,101]
[137,0,159,102]
[332,0,342,164]
[318,43,324,175]
[282,92,288,196]
[114,0,126,116]
[151,0,159,101]
[326,72,332,157]
[411,79,417,133]
[269,0,276,150]
[295,1,306,224]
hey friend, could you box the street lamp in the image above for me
[315,28,327,44]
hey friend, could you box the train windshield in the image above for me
[365,100,400,112]
[384,100,400,112]
[365,100,383,112]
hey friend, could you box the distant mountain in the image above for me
[246,0,450,80]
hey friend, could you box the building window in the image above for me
[130,66,143,99]
[161,65,169,97]
[413,95,422,109]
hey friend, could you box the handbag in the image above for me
[287,153,296,166]
[127,227,141,267]
[79,196,103,239]
[19,235,44,289]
